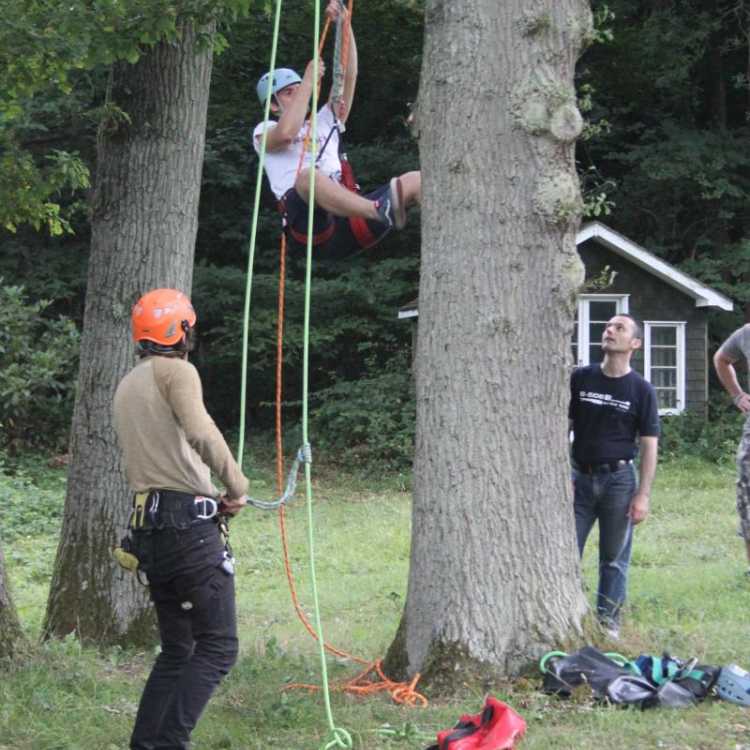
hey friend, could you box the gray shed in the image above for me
[399,221,733,416]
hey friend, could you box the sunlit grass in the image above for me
[3,455,750,749]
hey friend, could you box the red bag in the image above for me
[427,696,526,750]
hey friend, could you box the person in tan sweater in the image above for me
[113,288,248,750]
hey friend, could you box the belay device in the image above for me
[425,696,526,750]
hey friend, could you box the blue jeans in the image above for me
[129,522,238,750]
[573,464,636,626]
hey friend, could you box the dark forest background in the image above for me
[3,0,749,467]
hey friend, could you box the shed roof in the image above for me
[578,221,733,311]
[398,221,734,317]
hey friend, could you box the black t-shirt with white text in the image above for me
[569,365,660,465]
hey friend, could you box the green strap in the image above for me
[651,657,663,684]
[605,652,641,675]
[539,650,568,674]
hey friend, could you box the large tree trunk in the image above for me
[43,21,214,644]
[0,543,24,659]
[384,0,591,686]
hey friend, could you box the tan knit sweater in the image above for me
[113,356,248,499]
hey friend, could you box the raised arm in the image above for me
[265,59,324,152]
[327,0,357,123]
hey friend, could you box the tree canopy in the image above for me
[3,0,750,461]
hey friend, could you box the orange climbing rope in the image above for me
[271,2,427,709]
[274,233,426,707]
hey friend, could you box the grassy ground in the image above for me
[2,454,750,749]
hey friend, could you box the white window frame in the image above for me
[573,294,630,367]
[643,321,686,416]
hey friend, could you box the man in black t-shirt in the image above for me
[569,314,660,638]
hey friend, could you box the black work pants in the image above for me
[130,522,238,750]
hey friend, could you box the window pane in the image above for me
[651,327,676,346]
[656,388,677,409]
[589,301,618,321]
[589,344,604,364]
[651,347,676,367]
[590,322,606,344]
[651,368,676,388]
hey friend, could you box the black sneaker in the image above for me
[389,177,406,230]
[374,193,394,229]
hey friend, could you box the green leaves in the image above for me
[0,0,261,235]
[0,137,90,235]
[0,281,80,453]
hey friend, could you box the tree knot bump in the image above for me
[562,252,586,291]
[515,97,549,136]
[550,103,583,142]
[512,73,575,137]
[534,173,583,226]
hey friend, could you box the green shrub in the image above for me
[310,351,415,472]
[0,451,65,542]
[659,396,744,465]
[0,281,79,453]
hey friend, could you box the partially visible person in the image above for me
[113,288,248,750]
[253,0,421,258]
[714,324,750,574]
[569,314,660,638]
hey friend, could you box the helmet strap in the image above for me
[136,323,194,359]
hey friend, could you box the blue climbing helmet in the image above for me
[256,68,302,104]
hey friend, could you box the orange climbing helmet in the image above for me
[131,288,196,348]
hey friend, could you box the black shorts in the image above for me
[280,183,392,260]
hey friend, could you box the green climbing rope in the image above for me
[303,11,352,749]
[236,0,283,466]
[237,1,353,747]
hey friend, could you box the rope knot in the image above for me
[322,726,353,750]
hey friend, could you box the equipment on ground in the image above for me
[717,664,750,706]
[425,696,526,750]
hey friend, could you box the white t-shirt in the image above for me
[253,104,342,199]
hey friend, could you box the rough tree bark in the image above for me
[42,21,214,644]
[384,0,592,685]
[0,543,24,659]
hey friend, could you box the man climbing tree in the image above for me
[384,0,592,683]
[253,0,421,257]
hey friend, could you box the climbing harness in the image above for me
[112,489,230,586]
[238,1,425,748]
